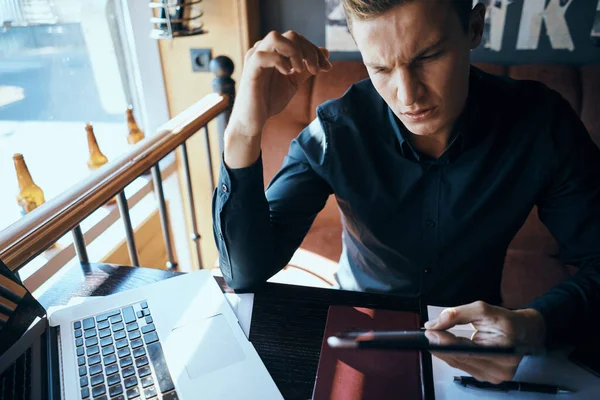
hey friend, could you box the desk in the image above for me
[37,263,434,399]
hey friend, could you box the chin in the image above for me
[402,121,441,137]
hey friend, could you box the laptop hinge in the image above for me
[43,325,61,400]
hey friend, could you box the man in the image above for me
[213,0,600,359]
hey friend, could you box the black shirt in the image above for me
[213,66,600,347]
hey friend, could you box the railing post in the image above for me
[151,164,177,269]
[210,55,235,154]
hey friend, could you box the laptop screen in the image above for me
[0,259,46,355]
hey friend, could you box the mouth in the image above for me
[401,107,437,122]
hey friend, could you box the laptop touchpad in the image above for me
[169,314,246,379]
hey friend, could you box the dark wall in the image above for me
[260,0,600,65]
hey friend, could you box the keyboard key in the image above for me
[89,364,102,376]
[141,376,153,389]
[137,366,151,378]
[122,366,135,378]
[110,315,123,324]
[109,383,124,397]
[91,383,106,397]
[146,342,175,393]
[74,321,82,330]
[133,347,145,358]
[97,320,109,330]
[102,345,115,356]
[98,329,111,339]
[104,354,117,366]
[118,347,131,358]
[95,396,107,400]
[79,366,86,376]
[97,309,120,322]
[112,322,125,332]
[77,347,84,357]
[136,311,144,319]
[128,330,141,341]
[100,337,113,347]
[77,356,85,366]
[130,339,143,349]
[144,385,157,399]
[81,387,90,399]
[142,309,150,317]
[87,346,99,356]
[141,324,155,334]
[80,376,88,388]
[85,337,98,347]
[120,357,133,368]
[112,396,125,400]
[116,339,128,349]
[126,386,140,399]
[126,322,139,332]
[122,306,136,324]
[83,318,95,330]
[107,373,121,386]
[75,329,82,338]
[88,355,101,366]
[84,329,96,339]
[91,373,104,386]
[141,302,148,309]
[145,316,153,324]
[105,364,119,376]
[135,356,148,368]
[162,391,179,400]
[76,338,83,347]
[143,332,158,345]
[124,376,137,389]
[114,330,126,341]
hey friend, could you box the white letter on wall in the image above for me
[485,0,514,52]
[517,0,575,51]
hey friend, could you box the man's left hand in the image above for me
[424,301,546,349]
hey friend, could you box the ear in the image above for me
[469,3,486,50]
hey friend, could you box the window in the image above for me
[0,0,177,287]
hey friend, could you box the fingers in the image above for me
[425,301,497,331]
[250,31,332,76]
[251,51,293,76]
[257,31,305,72]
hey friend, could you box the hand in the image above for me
[424,330,523,384]
[424,301,546,350]
[229,30,332,137]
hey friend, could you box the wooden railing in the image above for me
[0,56,235,280]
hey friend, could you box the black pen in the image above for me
[454,376,573,394]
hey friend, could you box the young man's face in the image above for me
[352,1,483,139]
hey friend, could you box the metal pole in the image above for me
[116,191,140,267]
[151,164,177,269]
[203,125,215,193]
[180,142,203,269]
[71,225,89,264]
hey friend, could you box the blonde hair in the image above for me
[342,0,473,33]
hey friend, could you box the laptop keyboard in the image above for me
[73,301,178,400]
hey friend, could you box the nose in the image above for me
[396,67,421,107]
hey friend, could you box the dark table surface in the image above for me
[37,263,433,400]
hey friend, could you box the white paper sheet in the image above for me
[427,306,600,399]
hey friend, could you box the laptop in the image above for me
[0,259,283,399]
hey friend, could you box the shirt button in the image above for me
[424,269,430,274]
[221,183,229,193]
[425,220,436,228]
